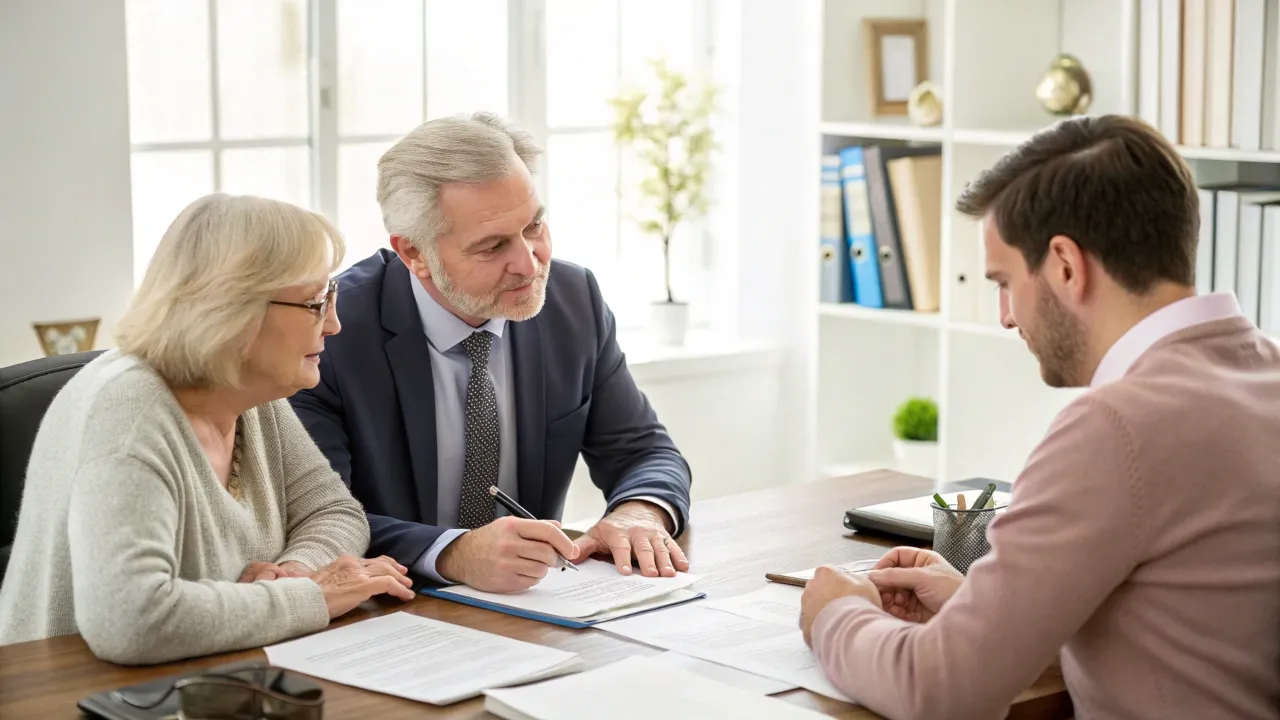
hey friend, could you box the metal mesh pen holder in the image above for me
[931,505,997,574]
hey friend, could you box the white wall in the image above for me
[0,0,134,367]
[722,0,824,485]
[561,346,786,522]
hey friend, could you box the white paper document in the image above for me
[437,558,700,619]
[650,651,798,695]
[702,583,805,627]
[596,603,851,703]
[483,654,828,720]
[263,612,581,705]
[772,558,878,585]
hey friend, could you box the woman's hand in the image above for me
[238,562,289,583]
[237,560,316,582]
[312,555,416,618]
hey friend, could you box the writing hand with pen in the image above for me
[437,487,583,594]
[437,485,688,593]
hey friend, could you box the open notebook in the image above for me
[421,558,704,628]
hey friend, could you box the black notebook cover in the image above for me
[843,477,1011,541]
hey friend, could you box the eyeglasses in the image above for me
[114,663,324,719]
[270,278,338,319]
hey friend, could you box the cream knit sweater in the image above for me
[0,350,370,664]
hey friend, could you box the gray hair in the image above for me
[377,111,543,251]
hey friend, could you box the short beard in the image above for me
[1027,277,1088,388]
[423,243,549,321]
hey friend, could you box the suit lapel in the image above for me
[509,316,546,514]
[381,260,439,526]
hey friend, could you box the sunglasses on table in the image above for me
[111,662,324,719]
[269,279,338,319]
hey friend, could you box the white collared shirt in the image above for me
[1090,292,1245,388]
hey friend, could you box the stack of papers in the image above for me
[649,651,797,695]
[263,612,581,705]
[483,654,829,720]
[423,558,703,627]
[596,593,850,702]
[702,583,813,627]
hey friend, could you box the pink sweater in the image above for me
[813,309,1280,719]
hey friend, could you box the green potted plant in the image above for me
[609,57,718,346]
[892,397,939,480]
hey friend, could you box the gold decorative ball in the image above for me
[1035,53,1092,116]
[907,81,943,127]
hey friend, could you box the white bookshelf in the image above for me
[813,0,1280,487]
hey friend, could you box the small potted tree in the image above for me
[609,58,718,346]
[892,397,939,480]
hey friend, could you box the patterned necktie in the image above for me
[458,331,499,529]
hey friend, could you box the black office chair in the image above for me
[0,350,103,585]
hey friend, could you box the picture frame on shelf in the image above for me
[32,317,99,357]
[862,17,928,117]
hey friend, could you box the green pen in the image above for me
[932,492,950,509]
[971,482,998,510]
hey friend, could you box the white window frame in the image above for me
[128,0,320,219]
[129,0,722,334]
[127,0,430,268]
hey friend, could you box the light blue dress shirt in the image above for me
[409,278,676,584]
[411,279,519,583]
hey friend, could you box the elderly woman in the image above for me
[0,193,414,664]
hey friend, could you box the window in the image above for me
[125,0,310,285]
[125,0,714,332]
[125,0,506,283]
[330,0,508,266]
[536,0,715,330]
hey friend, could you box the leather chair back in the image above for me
[0,350,103,583]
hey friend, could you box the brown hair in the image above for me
[956,114,1199,293]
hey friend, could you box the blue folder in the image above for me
[418,587,707,630]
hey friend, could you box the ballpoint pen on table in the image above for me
[488,485,580,572]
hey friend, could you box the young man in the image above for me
[800,115,1280,719]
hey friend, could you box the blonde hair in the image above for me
[377,111,542,252]
[116,193,345,389]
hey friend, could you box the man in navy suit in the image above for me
[290,112,692,593]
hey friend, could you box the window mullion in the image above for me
[427,0,437,120]
[614,3,624,263]
[508,0,548,202]
[312,0,339,218]
[207,0,223,191]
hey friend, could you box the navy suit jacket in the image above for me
[289,250,693,574]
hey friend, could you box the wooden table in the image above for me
[0,470,1072,719]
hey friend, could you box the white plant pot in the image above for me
[651,301,689,346]
[892,438,939,480]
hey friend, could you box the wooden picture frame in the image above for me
[32,317,99,357]
[863,18,928,116]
